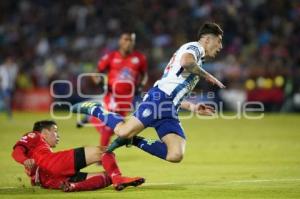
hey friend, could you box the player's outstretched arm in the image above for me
[180,101,215,116]
[199,67,225,88]
[180,53,225,88]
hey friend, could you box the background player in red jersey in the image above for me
[77,31,148,147]
[12,120,145,192]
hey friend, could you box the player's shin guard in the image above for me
[132,136,168,160]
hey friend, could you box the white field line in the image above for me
[1,178,300,189]
[144,178,300,186]
[0,187,20,189]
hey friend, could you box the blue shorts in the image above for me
[133,87,185,139]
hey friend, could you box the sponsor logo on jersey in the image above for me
[113,58,122,64]
[142,108,152,118]
[119,68,134,80]
[131,57,139,64]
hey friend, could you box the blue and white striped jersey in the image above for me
[154,41,205,107]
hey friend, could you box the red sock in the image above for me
[101,152,121,179]
[89,117,113,147]
[100,126,113,147]
[89,116,102,133]
[73,172,111,191]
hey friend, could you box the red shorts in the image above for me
[32,148,87,189]
[39,149,76,176]
[36,147,86,177]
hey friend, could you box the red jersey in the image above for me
[12,131,76,189]
[13,131,52,167]
[97,50,147,96]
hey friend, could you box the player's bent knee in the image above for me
[166,152,184,163]
[84,146,105,165]
[114,128,131,138]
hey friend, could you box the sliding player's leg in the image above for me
[61,172,111,192]
[46,146,144,191]
[83,147,145,191]
[66,152,145,192]
[101,152,145,191]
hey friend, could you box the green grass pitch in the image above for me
[0,112,300,199]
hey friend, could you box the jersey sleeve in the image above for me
[183,45,202,62]
[97,53,112,72]
[13,132,40,152]
[12,146,28,164]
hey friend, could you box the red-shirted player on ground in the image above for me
[12,120,145,192]
[77,31,148,147]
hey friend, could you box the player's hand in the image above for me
[23,159,35,170]
[194,103,215,116]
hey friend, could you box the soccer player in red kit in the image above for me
[12,120,145,192]
[77,31,148,147]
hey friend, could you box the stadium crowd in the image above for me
[0,0,300,113]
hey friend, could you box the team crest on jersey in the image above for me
[131,57,139,64]
[113,58,122,64]
[142,108,152,118]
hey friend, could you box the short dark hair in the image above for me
[33,120,57,132]
[197,22,223,39]
[120,30,136,38]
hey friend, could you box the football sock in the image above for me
[132,136,168,160]
[101,152,122,180]
[100,126,114,147]
[106,137,130,152]
[73,173,111,191]
[90,106,124,130]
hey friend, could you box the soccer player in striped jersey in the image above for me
[72,22,224,163]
